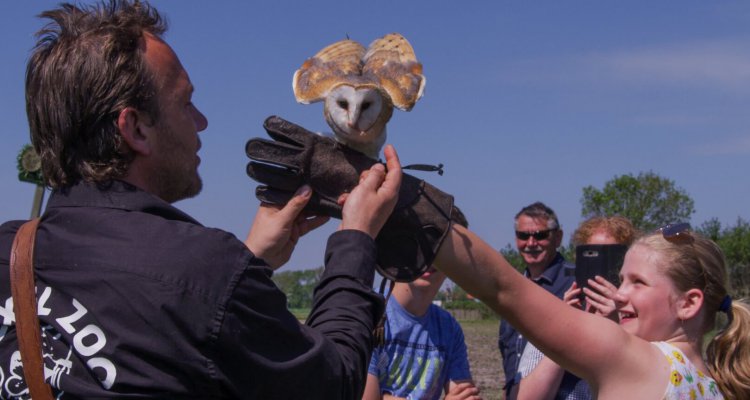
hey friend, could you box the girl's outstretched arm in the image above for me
[434,224,663,397]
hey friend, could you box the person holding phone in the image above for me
[510,216,638,400]
[566,216,639,319]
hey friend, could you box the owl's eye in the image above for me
[361,102,371,111]
[337,100,349,110]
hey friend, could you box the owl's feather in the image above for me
[292,33,424,158]
[293,39,367,104]
[363,33,425,111]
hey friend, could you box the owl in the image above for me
[292,33,425,159]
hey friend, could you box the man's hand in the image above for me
[245,184,329,269]
[338,145,402,239]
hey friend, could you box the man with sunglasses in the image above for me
[498,202,578,399]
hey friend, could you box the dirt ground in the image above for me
[460,319,504,400]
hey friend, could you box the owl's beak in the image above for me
[347,106,361,130]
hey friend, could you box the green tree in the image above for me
[559,243,575,264]
[697,218,722,241]
[272,267,324,309]
[499,244,525,274]
[448,283,470,302]
[441,282,496,319]
[698,217,750,298]
[581,171,695,232]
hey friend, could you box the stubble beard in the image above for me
[152,126,203,203]
[152,162,202,204]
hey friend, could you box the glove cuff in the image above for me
[375,180,456,282]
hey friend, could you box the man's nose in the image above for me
[194,106,208,132]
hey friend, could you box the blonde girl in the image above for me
[436,223,750,399]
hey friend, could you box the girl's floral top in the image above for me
[654,342,723,400]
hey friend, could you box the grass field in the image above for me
[459,318,504,400]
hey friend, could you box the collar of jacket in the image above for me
[46,180,201,226]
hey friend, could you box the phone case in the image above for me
[575,244,628,290]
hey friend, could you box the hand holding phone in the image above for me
[575,244,627,291]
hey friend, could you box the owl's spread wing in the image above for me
[362,33,425,111]
[292,39,367,104]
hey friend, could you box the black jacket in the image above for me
[0,180,384,399]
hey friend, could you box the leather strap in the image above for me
[10,218,54,399]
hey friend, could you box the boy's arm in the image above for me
[362,373,383,400]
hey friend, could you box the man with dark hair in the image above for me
[0,1,402,398]
[498,201,578,398]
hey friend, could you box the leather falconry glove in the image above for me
[246,115,467,282]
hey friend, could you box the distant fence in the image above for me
[447,308,483,321]
[442,299,496,320]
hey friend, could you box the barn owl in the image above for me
[292,33,426,159]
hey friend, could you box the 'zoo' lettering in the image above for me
[55,298,87,334]
[47,295,117,389]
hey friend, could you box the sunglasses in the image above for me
[515,229,556,241]
[658,222,710,289]
[659,222,693,243]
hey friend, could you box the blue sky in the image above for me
[2,1,749,272]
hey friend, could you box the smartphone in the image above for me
[575,244,628,290]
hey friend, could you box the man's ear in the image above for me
[553,229,564,248]
[678,288,704,320]
[118,107,153,156]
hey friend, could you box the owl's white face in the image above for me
[293,34,424,158]
[324,85,391,157]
